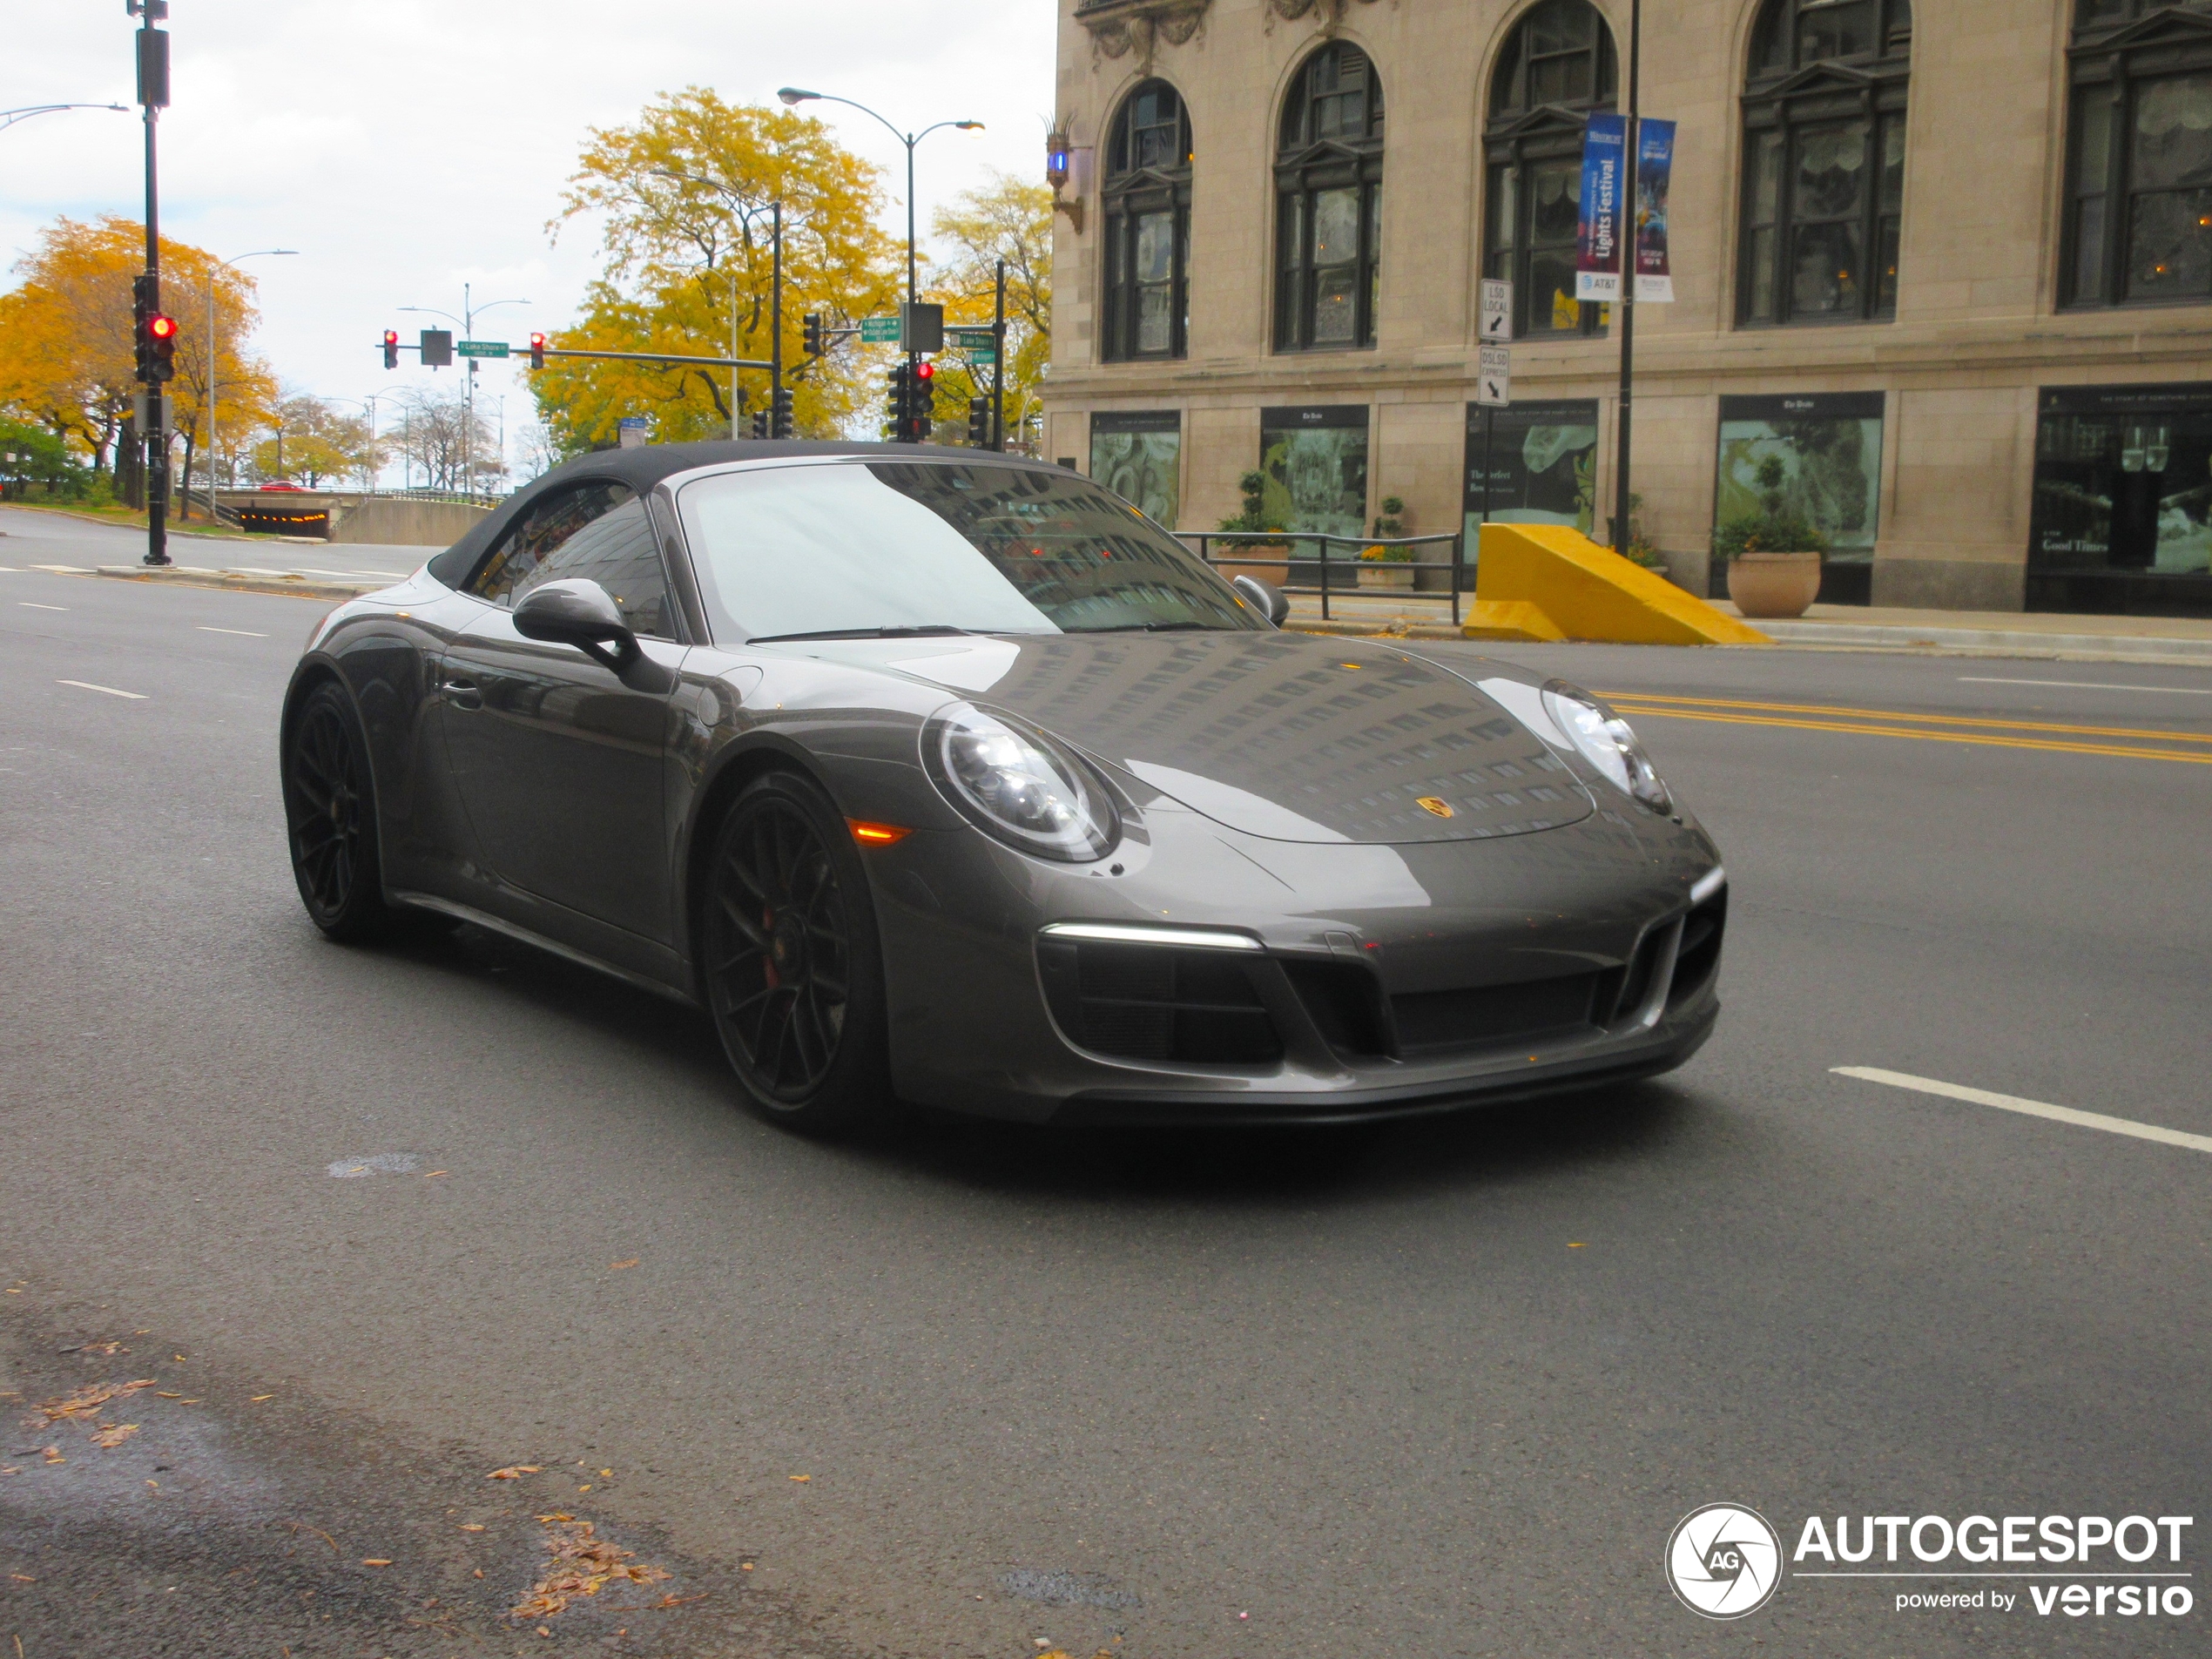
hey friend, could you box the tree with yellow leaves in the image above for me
[922,174,1053,450]
[531,89,901,452]
[0,216,278,515]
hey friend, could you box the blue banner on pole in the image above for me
[1575,112,1627,302]
[1635,118,1676,303]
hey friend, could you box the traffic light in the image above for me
[884,361,909,440]
[382,329,400,370]
[142,312,179,383]
[968,397,991,448]
[771,387,794,440]
[802,313,824,357]
[528,332,547,370]
[751,409,769,440]
[911,360,936,442]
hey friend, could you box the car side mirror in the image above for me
[513,578,639,672]
[1231,573,1291,628]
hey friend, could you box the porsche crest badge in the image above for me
[1416,797,1455,819]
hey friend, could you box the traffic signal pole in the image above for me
[1613,0,1642,553]
[133,1,170,566]
[992,259,1006,452]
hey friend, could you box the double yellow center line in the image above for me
[1599,691,2212,765]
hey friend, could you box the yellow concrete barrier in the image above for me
[1462,523,1771,646]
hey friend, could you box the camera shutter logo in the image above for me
[1666,1503,1783,1619]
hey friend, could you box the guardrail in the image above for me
[1175,530,1470,626]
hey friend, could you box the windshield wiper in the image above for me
[746,624,975,644]
[1063,620,1221,633]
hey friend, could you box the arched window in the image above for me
[1482,0,1619,341]
[2061,1,2212,308]
[1274,44,1384,352]
[1103,80,1194,361]
[1738,0,1913,327]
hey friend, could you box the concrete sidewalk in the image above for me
[1281,589,2212,665]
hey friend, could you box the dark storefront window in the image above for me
[1739,0,1912,327]
[1275,45,1385,353]
[1711,392,1885,605]
[2030,383,2212,615]
[1464,401,1602,555]
[1258,407,1372,545]
[2060,3,2212,309]
[1483,0,1617,341]
[1102,81,1194,361]
[1090,410,1184,528]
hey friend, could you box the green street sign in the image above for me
[948,327,995,344]
[965,347,998,365]
[859,317,901,344]
[455,340,509,359]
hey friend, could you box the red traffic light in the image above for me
[381,327,401,370]
[528,331,547,370]
[146,314,179,341]
[915,359,934,381]
[383,329,398,346]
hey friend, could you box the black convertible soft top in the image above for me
[425,439,1062,586]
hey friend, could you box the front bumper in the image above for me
[865,794,1726,1126]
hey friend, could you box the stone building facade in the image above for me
[1041,0,2212,615]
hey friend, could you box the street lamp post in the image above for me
[401,286,528,501]
[651,169,785,438]
[777,88,981,428]
[0,103,129,134]
[202,248,296,517]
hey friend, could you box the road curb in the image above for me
[1285,617,2212,664]
[89,564,377,602]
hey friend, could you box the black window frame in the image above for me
[1482,0,1620,341]
[1737,0,1913,329]
[2060,1,2212,311]
[1274,43,1385,354]
[1102,79,1196,363]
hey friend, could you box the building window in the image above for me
[2030,381,2212,614]
[1103,81,1193,361]
[1274,44,1384,352]
[1482,0,1618,340]
[1738,0,1913,327]
[1090,411,1184,527]
[2061,2,2212,309]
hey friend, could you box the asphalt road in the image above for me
[3,505,2209,1658]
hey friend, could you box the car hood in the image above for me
[826,631,1596,845]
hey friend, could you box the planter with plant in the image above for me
[1358,496,1417,587]
[1616,491,1669,579]
[1217,469,1290,587]
[1714,455,1828,617]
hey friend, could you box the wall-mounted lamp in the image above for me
[1046,122,1084,234]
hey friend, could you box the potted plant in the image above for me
[1217,469,1290,587]
[1715,456,1828,617]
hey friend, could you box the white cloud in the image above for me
[3,0,1054,430]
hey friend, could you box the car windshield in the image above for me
[675,460,1264,641]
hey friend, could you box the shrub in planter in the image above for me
[1218,469,1290,586]
[1716,457,1827,617]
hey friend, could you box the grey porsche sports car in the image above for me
[281,441,1725,1132]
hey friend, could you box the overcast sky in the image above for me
[4,0,1053,449]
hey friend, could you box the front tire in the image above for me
[701,772,892,1135]
[283,680,394,941]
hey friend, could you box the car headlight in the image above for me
[1541,683,1672,814]
[927,703,1119,861]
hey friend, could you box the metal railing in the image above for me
[1176,530,1470,626]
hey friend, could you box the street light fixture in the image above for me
[201,247,296,514]
[0,103,130,135]
[400,285,528,501]
[776,87,981,415]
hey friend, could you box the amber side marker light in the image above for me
[847,819,913,846]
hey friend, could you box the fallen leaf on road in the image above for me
[10,1573,34,1581]
[156,1392,183,1399]
[510,1514,671,1621]
[42,1447,64,1464]
[423,1170,448,1178]
[362,1559,392,1567]
[78,1340,127,1356]
[489,1466,541,1480]
[459,1523,486,1532]
[37,1379,157,1422]
[90,1422,139,1448]
[788,1474,809,1483]
[599,1468,612,1478]
[250,1394,275,1402]
[609,1259,638,1271]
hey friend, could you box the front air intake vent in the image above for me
[1390,973,1601,1056]
[1667,889,1727,1009]
[1037,938,1283,1065]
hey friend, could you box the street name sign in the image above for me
[859,317,901,344]
[1477,343,1511,407]
[456,340,509,359]
[1480,279,1514,341]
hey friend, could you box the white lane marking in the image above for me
[18,602,66,611]
[197,625,266,637]
[1959,676,2212,696]
[1833,1066,2212,1157]
[56,678,145,700]
[29,563,85,573]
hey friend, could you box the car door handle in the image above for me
[441,674,482,710]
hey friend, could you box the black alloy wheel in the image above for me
[703,772,890,1133]
[283,681,393,941]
